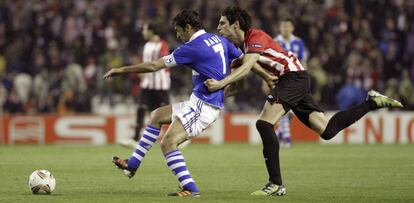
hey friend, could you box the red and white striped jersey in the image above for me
[243,29,305,77]
[140,39,171,90]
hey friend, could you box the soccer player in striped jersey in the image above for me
[119,22,171,149]
[104,10,245,197]
[272,18,309,148]
[205,6,403,196]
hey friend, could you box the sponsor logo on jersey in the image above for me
[251,44,263,48]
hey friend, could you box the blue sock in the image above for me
[127,125,160,169]
[285,137,292,144]
[165,150,199,192]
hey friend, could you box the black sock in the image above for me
[256,120,282,185]
[133,107,146,141]
[321,100,376,140]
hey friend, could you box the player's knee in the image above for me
[160,136,177,152]
[256,120,273,132]
[256,120,279,149]
[320,134,331,140]
[320,129,333,140]
[160,139,171,152]
[149,108,161,126]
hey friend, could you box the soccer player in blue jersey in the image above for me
[275,18,308,66]
[272,18,309,147]
[103,10,245,197]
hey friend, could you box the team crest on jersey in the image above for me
[251,44,263,48]
[166,57,173,63]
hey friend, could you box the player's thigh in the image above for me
[161,118,188,146]
[150,104,173,125]
[309,111,329,135]
[258,101,286,124]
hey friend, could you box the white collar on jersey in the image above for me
[189,29,206,42]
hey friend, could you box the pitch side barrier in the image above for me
[1,110,413,144]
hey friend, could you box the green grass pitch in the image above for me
[1,143,414,203]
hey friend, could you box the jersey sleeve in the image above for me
[245,32,267,54]
[162,45,194,68]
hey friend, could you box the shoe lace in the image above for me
[262,183,278,193]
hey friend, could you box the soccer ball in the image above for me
[28,170,56,194]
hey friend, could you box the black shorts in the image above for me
[138,89,170,111]
[267,71,323,127]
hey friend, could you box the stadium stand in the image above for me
[0,0,413,115]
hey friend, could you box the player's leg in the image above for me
[112,105,172,178]
[313,90,403,140]
[160,119,200,197]
[134,89,152,141]
[133,106,147,141]
[251,101,287,196]
[162,95,219,197]
[122,90,170,148]
[309,102,377,139]
[136,89,170,139]
[277,115,292,147]
[275,123,283,145]
[126,105,173,167]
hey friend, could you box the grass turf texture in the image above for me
[1,143,413,203]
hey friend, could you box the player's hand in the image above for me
[204,79,224,92]
[103,68,123,79]
[265,75,279,88]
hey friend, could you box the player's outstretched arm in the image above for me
[103,58,166,79]
[204,53,259,92]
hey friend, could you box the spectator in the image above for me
[399,69,414,109]
[335,78,365,110]
[3,87,24,113]
[0,0,412,113]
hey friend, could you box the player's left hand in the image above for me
[204,79,224,92]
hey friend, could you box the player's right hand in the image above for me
[103,68,123,79]
[204,79,225,92]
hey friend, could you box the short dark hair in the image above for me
[173,10,203,30]
[221,6,252,32]
[146,21,161,36]
[280,17,295,25]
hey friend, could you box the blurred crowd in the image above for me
[0,0,413,115]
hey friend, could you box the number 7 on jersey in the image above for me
[212,43,226,74]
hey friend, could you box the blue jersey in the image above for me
[274,34,307,61]
[163,30,242,108]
